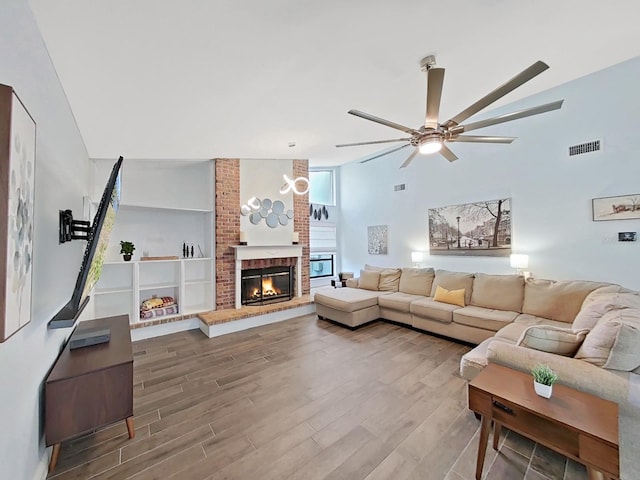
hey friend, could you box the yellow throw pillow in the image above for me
[433,285,466,307]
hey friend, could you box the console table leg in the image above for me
[48,443,61,473]
[476,414,491,480]
[125,416,135,439]
[493,421,502,450]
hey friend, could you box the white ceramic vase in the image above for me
[534,381,553,398]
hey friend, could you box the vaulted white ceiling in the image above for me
[29,0,640,166]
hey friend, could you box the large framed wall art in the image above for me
[428,198,512,257]
[0,84,36,342]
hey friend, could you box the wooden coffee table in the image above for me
[468,363,619,480]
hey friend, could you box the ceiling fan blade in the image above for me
[457,100,563,133]
[443,61,549,128]
[359,143,411,164]
[450,135,515,144]
[336,137,412,148]
[348,109,421,135]
[425,67,445,128]
[399,148,419,169]
[439,144,458,162]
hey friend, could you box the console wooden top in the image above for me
[47,315,132,382]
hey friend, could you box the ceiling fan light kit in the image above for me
[338,56,564,167]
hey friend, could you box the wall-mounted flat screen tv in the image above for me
[48,156,123,328]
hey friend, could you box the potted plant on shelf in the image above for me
[531,363,558,398]
[120,241,135,262]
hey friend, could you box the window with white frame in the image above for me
[309,170,335,206]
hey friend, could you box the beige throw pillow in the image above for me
[358,269,380,291]
[575,308,640,371]
[378,268,401,292]
[516,325,589,356]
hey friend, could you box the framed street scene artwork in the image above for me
[592,193,640,221]
[428,198,512,257]
[0,84,36,342]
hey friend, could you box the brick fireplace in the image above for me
[214,159,310,310]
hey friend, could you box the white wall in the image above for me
[240,159,295,245]
[339,56,640,290]
[0,1,91,479]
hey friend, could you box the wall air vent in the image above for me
[394,184,406,192]
[568,140,601,157]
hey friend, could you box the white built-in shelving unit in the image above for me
[90,159,215,325]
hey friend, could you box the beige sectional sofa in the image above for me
[314,265,640,478]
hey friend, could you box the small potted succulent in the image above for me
[120,241,135,261]
[531,363,558,398]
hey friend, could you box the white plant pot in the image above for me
[534,381,553,398]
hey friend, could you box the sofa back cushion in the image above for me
[431,270,474,305]
[574,308,640,371]
[358,270,380,291]
[378,268,401,292]
[573,285,640,330]
[516,325,589,356]
[471,273,525,312]
[522,278,605,323]
[364,264,385,271]
[399,268,435,296]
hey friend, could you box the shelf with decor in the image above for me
[90,158,215,325]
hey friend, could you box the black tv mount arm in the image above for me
[59,209,91,243]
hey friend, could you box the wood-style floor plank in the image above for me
[48,315,586,480]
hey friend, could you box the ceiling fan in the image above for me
[337,56,564,167]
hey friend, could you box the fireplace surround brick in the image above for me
[214,158,310,310]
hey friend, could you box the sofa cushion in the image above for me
[346,278,358,288]
[470,273,524,312]
[364,264,385,271]
[314,288,384,312]
[573,285,640,331]
[410,297,459,323]
[516,325,589,356]
[359,270,380,291]
[433,285,466,307]
[399,268,435,296]
[378,292,426,313]
[378,268,401,292]
[512,314,573,329]
[453,306,518,332]
[522,278,606,324]
[431,270,474,305]
[460,336,516,381]
[575,308,640,371]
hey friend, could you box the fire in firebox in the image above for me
[251,278,281,299]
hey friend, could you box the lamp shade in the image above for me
[510,254,529,269]
[411,251,424,263]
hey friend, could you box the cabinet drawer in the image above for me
[490,397,579,457]
[580,435,619,477]
[468,386,491,416]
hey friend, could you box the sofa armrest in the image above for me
[487,342,629,405]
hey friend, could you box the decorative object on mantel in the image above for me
[368,225,388,255]
[0,83,36,343]
[119,241,135,261]
[428,198,512,257]
[280,174,309,195]
[531,363,558,398]
[592,193,640,221]
[292,232,299,245]
[239,231,247,245]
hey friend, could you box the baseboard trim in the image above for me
[199,304,316,338]
[32,447,49,480]
[130,318,201,341]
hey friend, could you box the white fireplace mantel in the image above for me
[232,245,303,309]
